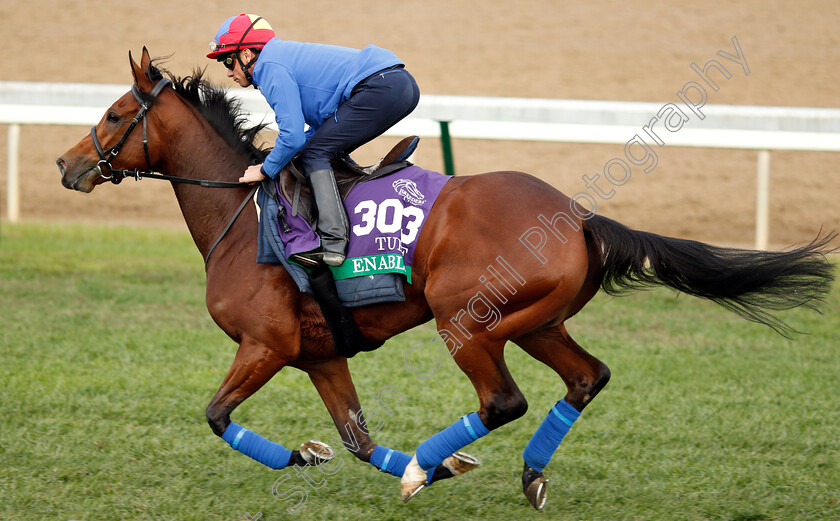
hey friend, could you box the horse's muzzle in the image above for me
[57,156,98,193]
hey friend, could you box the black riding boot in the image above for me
[307,168,349,267]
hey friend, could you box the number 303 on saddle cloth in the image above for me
[256,165,452,305]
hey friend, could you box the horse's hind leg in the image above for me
[512,323,610,510]
[401,337,528,501]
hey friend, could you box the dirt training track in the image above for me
[2,0,839,247]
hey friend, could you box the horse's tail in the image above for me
[584,213,837,336]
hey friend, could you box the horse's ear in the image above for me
[140,46,153,72]
[129,50,153,91]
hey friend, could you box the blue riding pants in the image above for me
[299,66,420,174]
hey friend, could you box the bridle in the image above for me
[91,77,243,188]
[92,78,169,184]
[91,76,258,265]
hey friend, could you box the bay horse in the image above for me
[57,49,835,510]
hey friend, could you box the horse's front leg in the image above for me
[206,335,334,468]
[306,357,478,486]
[305,357,376,462]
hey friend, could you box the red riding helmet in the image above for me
[207,14,276,59]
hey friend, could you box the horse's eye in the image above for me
[107,112,121,124]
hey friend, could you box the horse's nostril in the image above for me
[56,158,67,175]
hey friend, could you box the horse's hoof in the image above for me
[522,463,548,511]
[400,455,427,503]
[299,440,336,465]
[442,451,481,476]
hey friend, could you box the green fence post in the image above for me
[438,120,455,176]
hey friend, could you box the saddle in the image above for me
[278,136,420,225]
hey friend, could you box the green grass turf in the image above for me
[1,222,838,520]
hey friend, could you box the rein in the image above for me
[91,78,257,264]
[102,169,247,188]
[204,185,258,266]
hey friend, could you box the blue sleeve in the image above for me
[256,63,307,178]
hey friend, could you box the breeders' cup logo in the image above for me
[392,179,426,205]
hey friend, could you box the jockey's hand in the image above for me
[239,164,267,184]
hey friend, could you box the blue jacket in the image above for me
[252,38,402,177]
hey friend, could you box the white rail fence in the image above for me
[3,81,840,248]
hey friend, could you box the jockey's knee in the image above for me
[299,145,336,174]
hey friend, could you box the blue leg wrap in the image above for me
[522,399,581,472]
[370,445,436,483]
[370,445,412,477]
[222,422,292,470]
[416,412,490,470]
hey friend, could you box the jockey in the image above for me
[208,14,420,267]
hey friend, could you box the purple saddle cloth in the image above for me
[257,165,451,307]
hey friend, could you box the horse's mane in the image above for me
[144,59,270,165]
